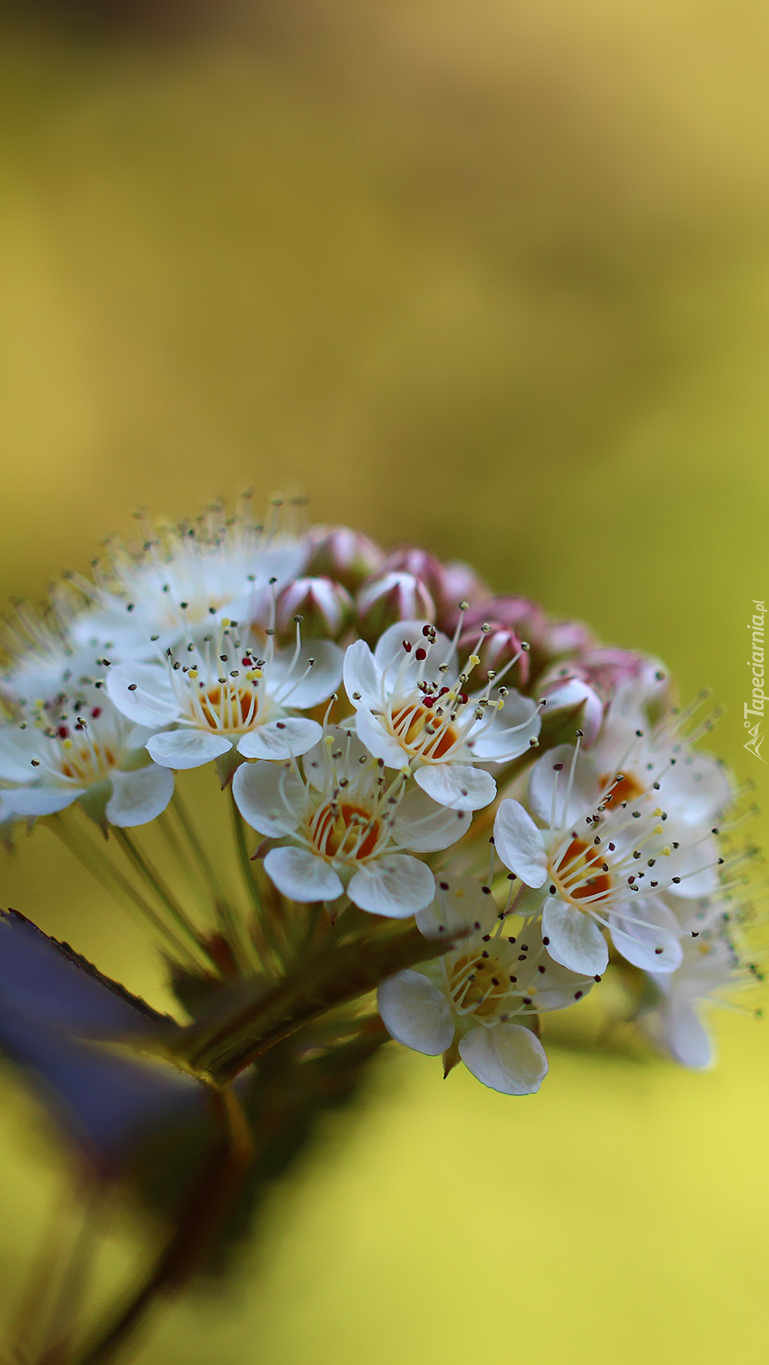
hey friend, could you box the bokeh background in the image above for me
[1,1,768,1361]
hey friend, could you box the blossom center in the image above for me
[59,741,117,784]
[599,771,645,809]
[550,837,612,907]
[450,946,512,1018]
[311,801,381,861]
[194,683,259,734]
[390,702,459,761]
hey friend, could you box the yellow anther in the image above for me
[654,824,663,834]
[468,654,480,668]
[188,668,199,680]
[62,738,73,750]
[662,846,671,856]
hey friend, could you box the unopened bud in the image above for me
[459,624,530,688]
[275,576,354,643]
[356,572,436,643]
[303,526,384,592]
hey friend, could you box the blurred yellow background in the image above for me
[1,2,768,1361]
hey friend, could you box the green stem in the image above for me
[111,828,212,967]
[228,792,276,972]
[54,1088,254,1365]
[47,817,195,965]
[170,789,231,910]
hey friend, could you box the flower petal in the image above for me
[459,1023,549,1095]
[343,639,382,710]
[377,969,454,1055]
[269,640,343,709]
[355,706,410,768]
[658,996,714,1069]
[610,899,683,974]
[542,898,609,975]
[414,763,496,812]
[0,728,39,783]
[374,621,456,677]
[527,744,599,828]
[393,787,471,852]
[416,874,496,939]
[106,664,180,727]
[146,728,233,770]
[236,717,322,761]
[263,846,344,902]
[347,854,435,917]
[5,787,81,816]
[106,765,175,828]
[232,760,303,836]
[493,799,548,887]
[469,693,541,761]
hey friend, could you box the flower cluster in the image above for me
[0,496,763,1101]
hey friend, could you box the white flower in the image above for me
[233,725,470,916]
[493,744,722,978]
[0,690,173,827]
[589,691,733,828]
[640,893,755,1069]
[343,620,541,812]
[0,594,106,711]
[70,496,306,660]
[378,876,594,1094]
[106,621,342,770]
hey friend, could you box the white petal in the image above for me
[264,846,344,902]
[269,640,343,709]
[301,722,366,790]
[343,639,382,710]
[665,833,720,899]
[393,787,471,852]
[414,763,496,812]
[416,874,496,940]
[493,799,548,887]
[660,996,714,1069]
[355,707,410,768]
[527,744,599,828]
[542,898,609,975]
[5,786,81,816]
[540,678,604,747]
[469,693,541,761]
[232,760,303,836]
[377,970,454,1055]
[347,854,435,917]
[609,899,683,974]
[660,753,733,826]
[459,1023,549,1095]
[146,728,233,770]
[0,729,39,783]
[236,717,322,761]
[374,621,456,677]
[105,765,175,828]
[106,664,180,727]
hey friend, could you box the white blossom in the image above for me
[106,621,342,770]
[233,725,470,916]
[378,876,595,1094]
[343,620,541,811]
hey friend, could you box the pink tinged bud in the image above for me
[459,625,529,688]
[275,577,354,643]
[538,619,595,657]
[356,572,436,643]
[436,561,491,631]
[464,596,548,645]
[381,547,446,603]
[537,676,605,745]
[303,526,384,592]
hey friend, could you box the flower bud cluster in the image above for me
[0,495,762,1097]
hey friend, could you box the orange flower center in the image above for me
[552,837,612,905]
[60,743,117,784]
[450,947,511,1017]
[391,704,458,760]
[312,802,381,861]
[197,684,258,733]
[598,771,645,809]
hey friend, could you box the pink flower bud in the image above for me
[275,577,354,643]
[303,526,384,592]
[436,561,491,631]
[381,547,446,603]
[537,648,671,744]
[356,572,436,643]
[458,624,529,688]
[537,675,605,746]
